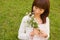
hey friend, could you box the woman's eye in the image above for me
[40,9,42,11]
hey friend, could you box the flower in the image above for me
[29,14,38,28]
[26,12,41,36]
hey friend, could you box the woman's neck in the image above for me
[34,15,42,24]
[34,14,40,18]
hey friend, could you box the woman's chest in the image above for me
[25,24,46,33]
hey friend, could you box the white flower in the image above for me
[26,12,29,15]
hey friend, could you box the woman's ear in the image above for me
[40,9,44,14]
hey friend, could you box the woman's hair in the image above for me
[30,0,50,24]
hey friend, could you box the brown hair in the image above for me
[30,0,50,24]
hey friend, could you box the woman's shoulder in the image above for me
[22,12,31,21]
[46,17,50,24]
[46,17,49,21]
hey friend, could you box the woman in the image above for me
[18,0,50,40]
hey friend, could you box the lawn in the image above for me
[0,0,60,40]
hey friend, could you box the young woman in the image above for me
[18,0,50,40]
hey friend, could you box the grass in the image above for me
[0,0,60,40]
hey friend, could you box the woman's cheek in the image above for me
[37,10,39,13]
[36,10,40,15]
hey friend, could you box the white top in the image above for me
[18,14,50,40]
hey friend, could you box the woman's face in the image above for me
[33,6,44,16]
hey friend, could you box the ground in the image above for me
[0,0,60,40]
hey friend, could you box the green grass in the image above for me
[0,0,60,40]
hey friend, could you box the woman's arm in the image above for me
[39,17,50,39]
[33,17,50,39]
[18,16,30,40]
[32,28,48,38]
[39,30,48,38]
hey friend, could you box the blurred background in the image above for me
[0,0,60,40]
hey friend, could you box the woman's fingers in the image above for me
[33,28,40,36]
[30,31,34,37]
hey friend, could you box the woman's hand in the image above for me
[33,28,40,36]
[39,30,48,38]
[33,28,48,38]
[30,31,34,37]
[30,31,34,40]
[30,28,48,38]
